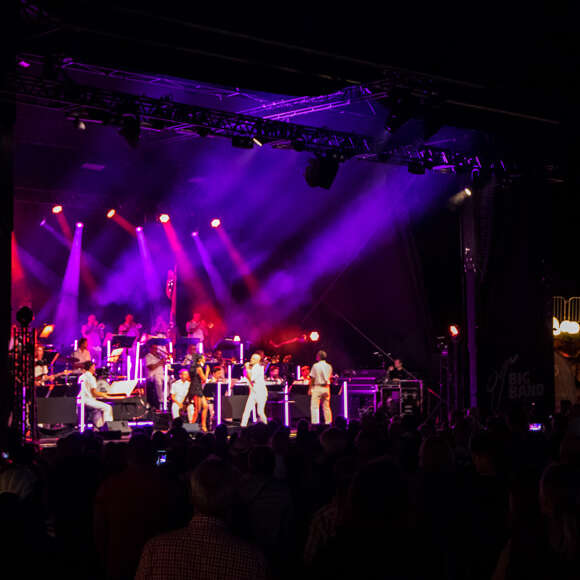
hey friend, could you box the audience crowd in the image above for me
[1,401,580,579]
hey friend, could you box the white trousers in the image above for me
[311,386,332,424]
[241,387,268,426]
[84,398,113,427]
[171,401,194,420]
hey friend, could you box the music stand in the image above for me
[175,337,200,361]
[146,337,170,347]
[111,335,136,349]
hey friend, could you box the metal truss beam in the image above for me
[4,71,373,159]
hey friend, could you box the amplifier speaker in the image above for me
[37,397,78,424]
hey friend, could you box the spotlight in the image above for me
[309,331,320,342]
[159,214,170,224]
[52,205,63,214]
[464,188,472,197]
[448,324,460,338]
[210,218,221,228]
[233,335,241,342]
[136,226,143,232]
[76,222,84,228]
[232,136,253,149]
[40,219,46,227]
[106,209,116,218]
[560,321,580,335]
[305,156,339,189]
[191,231,199,237]
[119,114,141,148]
[18,60,31,68]
[73,117,87,131]
[252,137,263,147]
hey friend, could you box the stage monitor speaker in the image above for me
[183,423,201,434]
[105,420,131,434]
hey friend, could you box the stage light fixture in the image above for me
[107,209,116,218]
[136,226,143,232]
[18,60,31,68]
[464,188,472,197]
[119,114,141,148]
[449,324,460,337]
[309,331,320,342]
[305,156,339,189]
[408,161,425,175]
[40,219,46,227]
[52,205,63,214]
[191,231,199,237]
[560,321,580,335]
[210,218,221,228]
[233,335,241,342]
[232,136,253,149]
[252,137,263,147]
[76,222,84,228]
[73,117,87,131]
[159,214,170,224]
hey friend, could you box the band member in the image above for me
[241,353,268,427]
[151,314,169,337]
[309,350,333,425]
[387,358,410,381]
[170,369,194,422]
[145,343,166,409]
[34,345,48,386]
[73,337,93,370]
[211,366,225,382]
[280,354,294,382]
[78,361,113,427]
[186,354,210,432]
[185,312,206,341]
[118,314,142,337]
[300,365,311,382]
[268,365,282,382]
[81,314,104,366]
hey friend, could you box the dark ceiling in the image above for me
[16,1,575,119]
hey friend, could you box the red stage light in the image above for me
[159,214,170,223]
[107,209,116,218]
[52,205,63,214]
[211,218,221,228]
[449,324,460,337]
[309,331,320,342]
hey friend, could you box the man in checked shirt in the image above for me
[136,457,268,580]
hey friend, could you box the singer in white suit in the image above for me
[241,353,268,426]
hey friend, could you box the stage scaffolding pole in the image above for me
[460,194,479,409]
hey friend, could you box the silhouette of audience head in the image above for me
[190,456,236,518]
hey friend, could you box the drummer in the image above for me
[72,338,93,373]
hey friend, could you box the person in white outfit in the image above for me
[170,369,194,422]
[309,350,333,425]
[241,353,268,426]
[78,361,113,428]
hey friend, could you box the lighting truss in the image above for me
[5,68,514,172]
